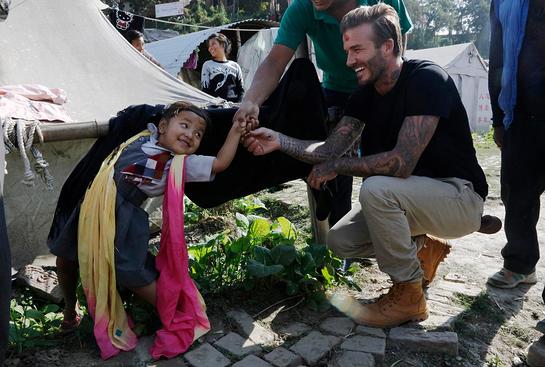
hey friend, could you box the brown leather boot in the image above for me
[416,235,451,287]
[352,280,428,328]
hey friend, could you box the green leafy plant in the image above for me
[188,211,359,308]
[241,216,359,310]
[9,292,63,352]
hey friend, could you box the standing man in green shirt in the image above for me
[234,0,412,230]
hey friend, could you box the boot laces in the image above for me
[377,283,403,308]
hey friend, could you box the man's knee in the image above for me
[326,225,350,258]
[359,176,394,205]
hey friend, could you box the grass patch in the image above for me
[472,128,496,150]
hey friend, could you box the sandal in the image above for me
[60,314,81,334]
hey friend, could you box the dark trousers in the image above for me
[0,197,10,364]
[500,119,545,275]
[322,88,354,226]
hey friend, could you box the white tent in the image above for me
[0,0,221,267]
[237,28,279,90]
[146,19,277,77]
[404,43,492,132]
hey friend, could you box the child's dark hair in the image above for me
[163,101,212,130]
[125,29,144,43]
[207,33,231,56]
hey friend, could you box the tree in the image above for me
[182,0,230,30]
[405,0,491,57]
[405,0,460,49]
[459,0,490,57]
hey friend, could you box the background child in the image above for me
[49,101,244,337]
[201,33,245,102]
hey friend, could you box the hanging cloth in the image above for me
[151,154,210,359]
[78,131,148,360]
[78,130,209,360]
[495,0,529,129]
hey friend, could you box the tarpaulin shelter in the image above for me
[404,43,492,132]
[145,19,278,78]
[0,0,327,268]
[237,28,279,90]
[0,0,222,267]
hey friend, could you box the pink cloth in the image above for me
[0,84,72,121]
[151,155,210,359]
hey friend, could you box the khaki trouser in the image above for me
[327,175,484,282]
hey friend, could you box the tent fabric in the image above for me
[48,59,327,246]
[0,0,221,124]
[0,0,221,267]
[237,28,279,90]
[404,43,492,132]
[146,19,278,77]
[48,105,166,246]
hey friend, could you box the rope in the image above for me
[1,116,54,190]
[139,14,274,31]
[108,5,276,32]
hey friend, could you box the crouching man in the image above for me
[243,3,488,328]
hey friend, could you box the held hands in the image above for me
[244,128,281,155]
[231,117,248,136]
[233,100,260,132]
[307,161,338,190]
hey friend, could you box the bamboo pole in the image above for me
[37,120,109,143]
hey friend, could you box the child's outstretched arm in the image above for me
[212,120,245,173]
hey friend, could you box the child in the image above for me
[201,33,245,102]
[49,101,244,359]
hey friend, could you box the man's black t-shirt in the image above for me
[344,59,488,200]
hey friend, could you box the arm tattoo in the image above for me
[278,116,364,164]
[333,115,439,178]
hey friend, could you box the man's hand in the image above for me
[493,126,504,149]
[245,127,281,155]
[307,161,338,189]
[233,100,260,132]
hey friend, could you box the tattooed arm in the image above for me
[306,115,439,188]
[245,116,364,164]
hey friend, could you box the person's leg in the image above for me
[321,88,359,269]
[0,122,9,364]
[352,175,482,327]
[327,201,374,259]
[361,176,482,282]
[489,121,545,287]
[328,175,354,226]
[129,281,156,307]
[56,256,79,324]
[0,197,11,364]
[321,88,354,227]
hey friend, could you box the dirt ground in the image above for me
[5,142,545,367]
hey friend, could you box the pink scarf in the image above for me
[79,135,209,360]
[151,154,210,359]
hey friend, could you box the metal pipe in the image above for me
[37,120,109,143]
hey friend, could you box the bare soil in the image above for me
[6,142,545,367]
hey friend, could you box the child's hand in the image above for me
[232,118,257,143]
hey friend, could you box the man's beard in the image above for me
[359,52,387,86]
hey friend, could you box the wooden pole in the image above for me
[37,120,109,143]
